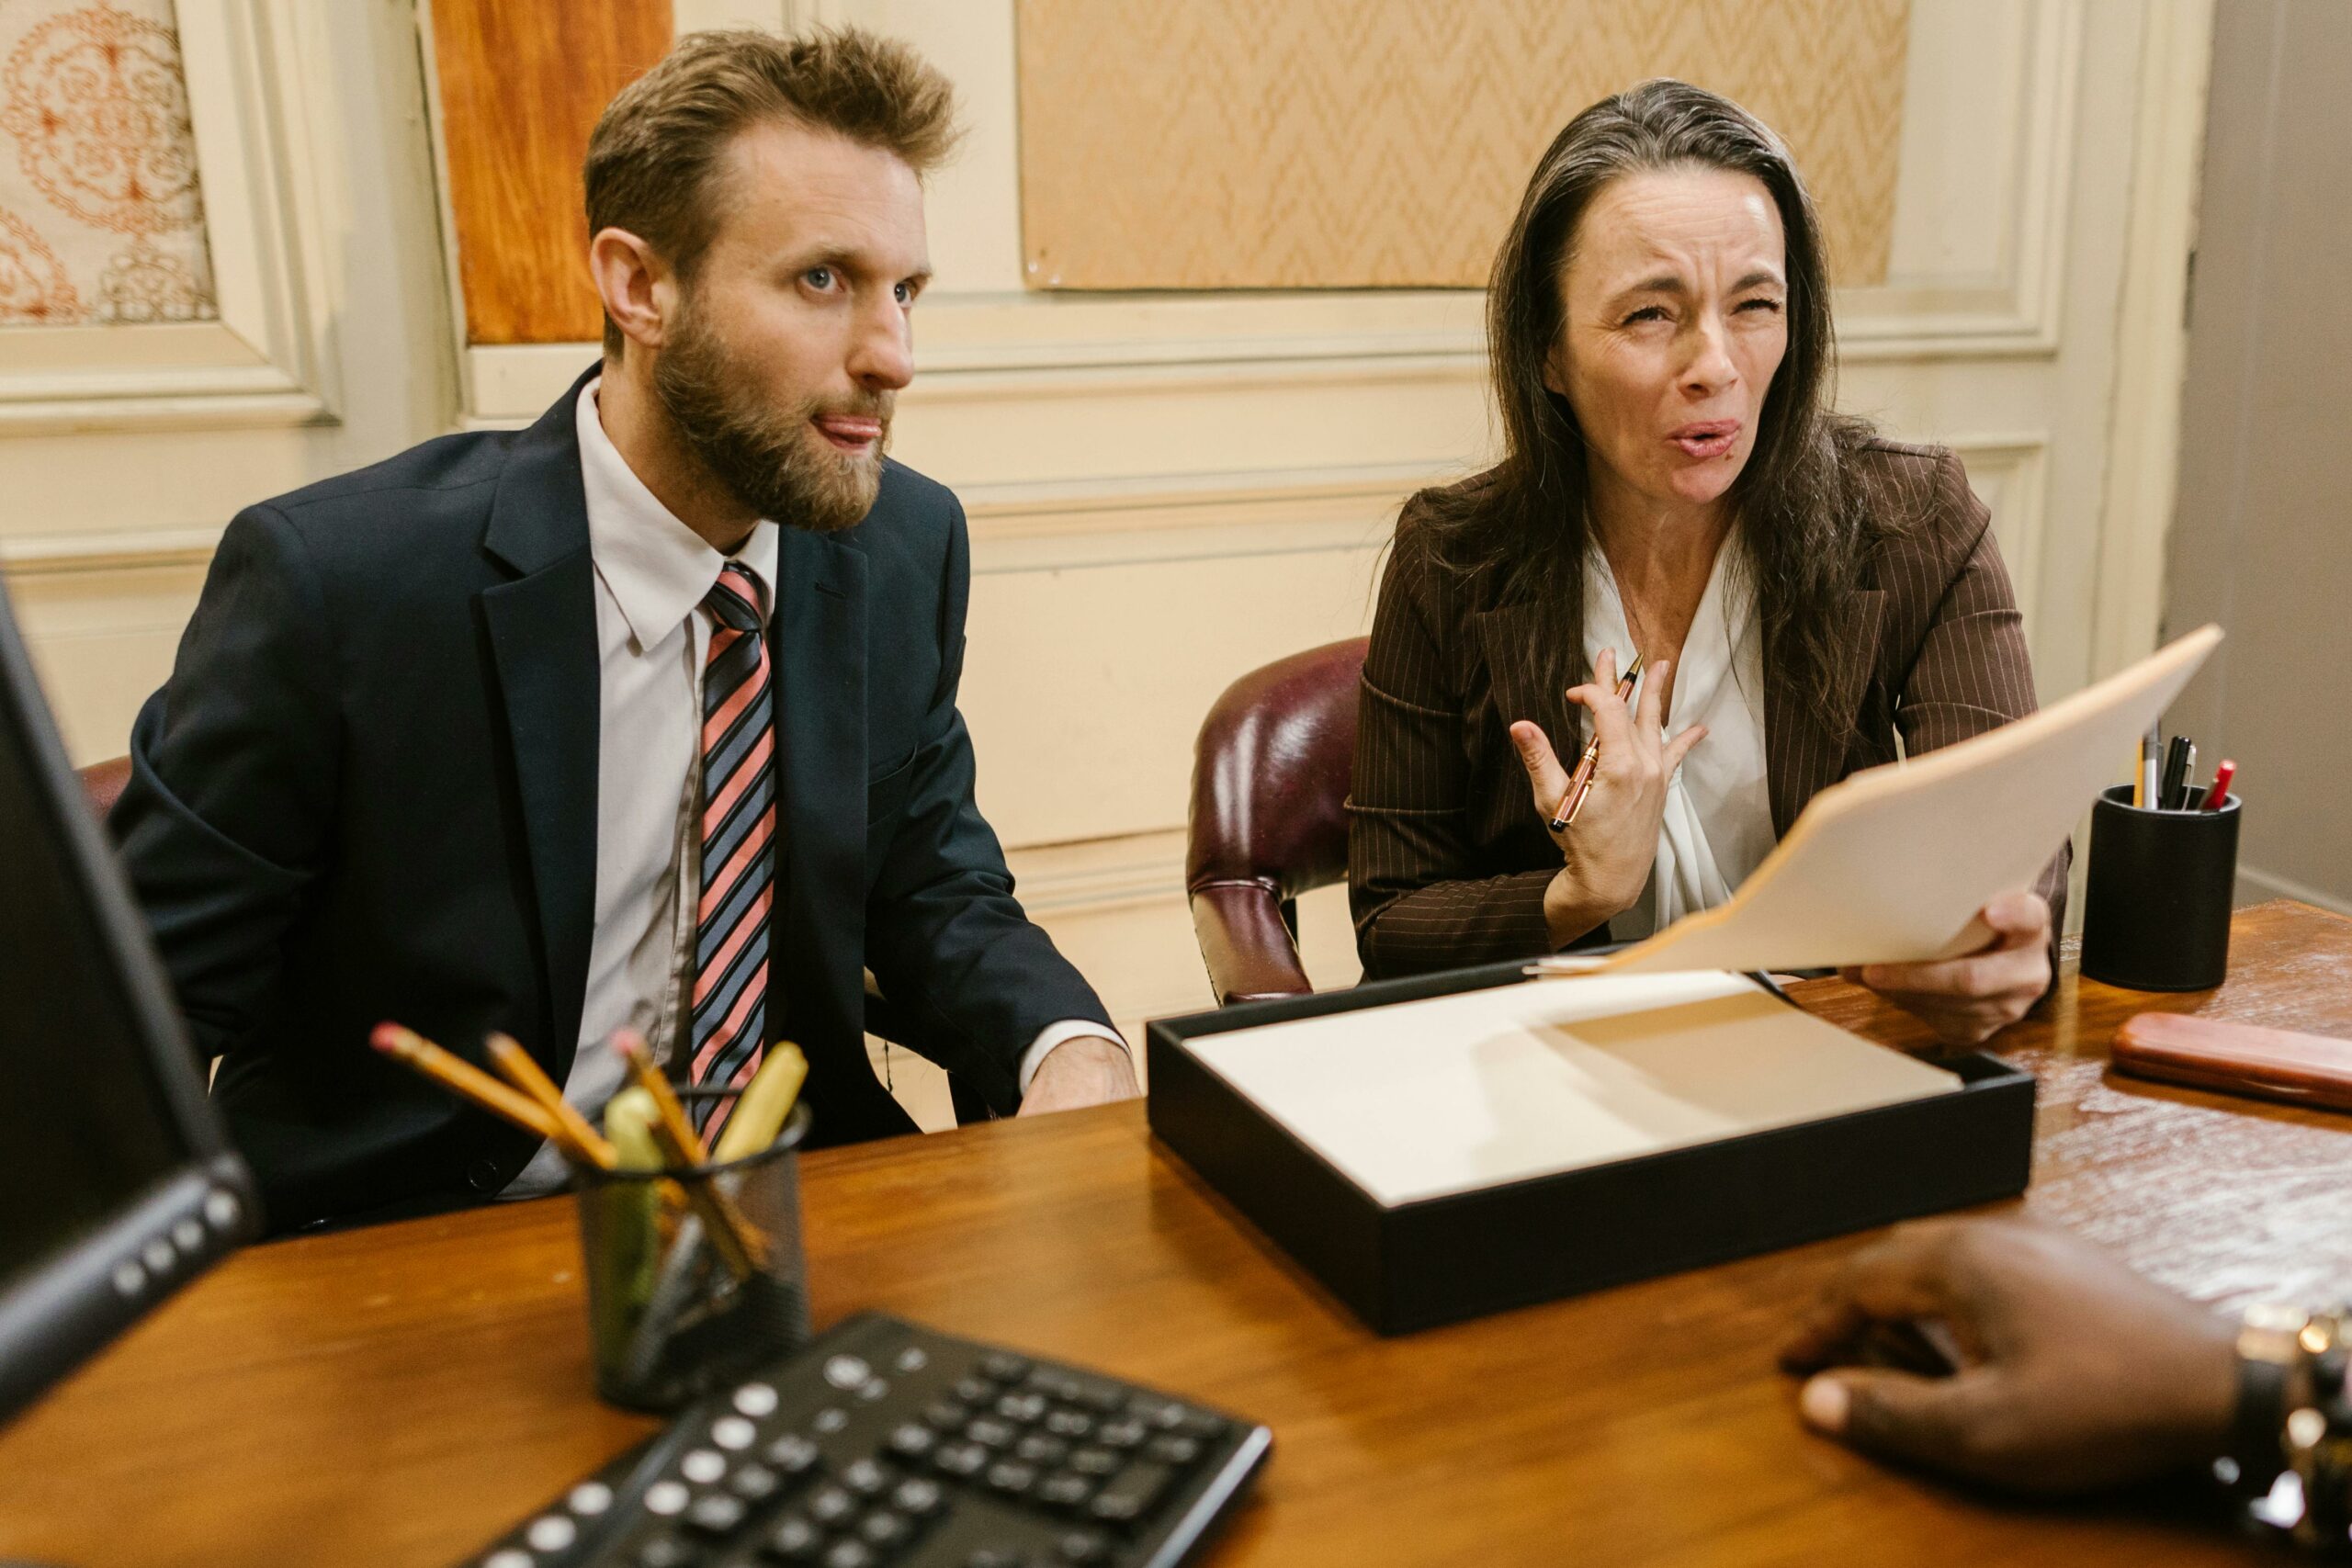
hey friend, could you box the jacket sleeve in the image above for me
[859,495,1114,1113]
[110,505,342,1062]
[1891,451,2072,942]
[1348,536,1556,978]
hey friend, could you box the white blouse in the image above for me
[1583,537,1778,941]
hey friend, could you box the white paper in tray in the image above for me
[1182,972,1961,1208]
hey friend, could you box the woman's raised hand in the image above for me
[1508,648,1706,947]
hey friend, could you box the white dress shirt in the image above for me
[1584,536,1779,942]
[504,380,1115,1197]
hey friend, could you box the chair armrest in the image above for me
[1189,880,1314,1007]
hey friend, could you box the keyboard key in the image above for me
[982,1352,1032,1382]
[933,1441,989,1478]
[955,1375,994,1404]
[732,1381,780,1418]
[1074,1382,1126,1415]
[1026,1369,1082,1402]
[1095,1419,1146,1450]
[820,1541,875,1568]
[808,1484,858,1526]
[891,1476,944,1517]
[763,1515,821,1562]
[1178,1410,1227,1441]
[923,1400,971,1431]
[841,1458,890,1496]
[711,1415,759,1450]
[1036,1472,1093,1509]
[893,1345,930,1373]
[1146,1435,1200,1466]
[857,1510,913,1549]
[569,1481,615,1516]
[966,1416,1016,1450]
[1068,1447,1120,1477]
[1056,1529,1111,1564]
[645,1481,691,1517]
[634,1530,700,1567]
[1043,1409,1094,1439]
[995,1392,1048,1424]
[1015,1433,1069,1466]
[526,1514,577,1551]
[729,1463,782,1504]
[885,1423,936,1460]
[984,1459,1037,1496]
[812,1407,850,1435]
[684,1494,746,1536]
[680,1449,728,1484]
[765,1435,820,1475]
[823,1354,872,1390]
[1125,1397,1179,1427]
[1088,1461,1175,1525]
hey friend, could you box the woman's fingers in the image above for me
[1635,656,1671,732]
[1660,722,1709,776]
[1508,720,1571,808]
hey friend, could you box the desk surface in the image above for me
[5,899,2351,1567]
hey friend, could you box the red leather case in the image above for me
[2112,1011,2352,1112]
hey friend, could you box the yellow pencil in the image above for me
[372,1023,561,1144]
[485,1032,617,1170]
[610,1032,768,1275]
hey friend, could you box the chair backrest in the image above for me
[1185,637,1367,911]
[78,755,131,820]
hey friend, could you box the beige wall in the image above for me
[2164,0,2352,915]
[3,0,2211,1074]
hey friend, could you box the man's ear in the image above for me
[588,227,673,353]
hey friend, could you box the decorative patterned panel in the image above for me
[0,0,215,325]
[1015,0,1908,291]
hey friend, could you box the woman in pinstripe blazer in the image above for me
[1348,81,2065,1047]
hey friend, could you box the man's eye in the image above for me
[894,280,913,304]
[804,266,834,289]
[1737,297,1784,313]
[1623,306,1668,325]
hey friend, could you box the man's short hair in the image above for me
[583,28,958,354]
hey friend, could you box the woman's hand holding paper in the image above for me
[1509,649,1707,949]
[1843,889,2052,1047]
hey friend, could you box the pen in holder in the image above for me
[575,1094,813,1412]
[2080,784,2241,991]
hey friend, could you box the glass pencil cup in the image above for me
[574,1095,813,1412]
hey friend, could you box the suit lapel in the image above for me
[1470,598,1580,755]
[479,367,603,1069]
[767,525,867,1043]
[1766,589,1884,835]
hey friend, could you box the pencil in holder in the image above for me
[2080,784,2241,992]
[575,1096,812,1412]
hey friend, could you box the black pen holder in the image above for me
[575,1097,813,1412]
[2079,784,2241,991]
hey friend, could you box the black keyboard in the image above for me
[461,1313,1272,1568]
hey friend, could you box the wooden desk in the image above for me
[5,899,2350,1567]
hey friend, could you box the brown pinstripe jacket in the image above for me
[1348,438,2070,978]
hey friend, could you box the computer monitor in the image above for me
[0,581,256,1426]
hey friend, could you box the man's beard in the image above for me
[651,302,891,534]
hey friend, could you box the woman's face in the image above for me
[1545,164,1790,520]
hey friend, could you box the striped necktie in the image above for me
[687,562,773,1137]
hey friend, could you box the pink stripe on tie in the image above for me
[701,729,774,833]
[697,805,775,922]
[692,965,767,1078]
[702,662,765,750]
[693,884,772,1008]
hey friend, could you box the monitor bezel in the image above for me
[0,581,258,1426]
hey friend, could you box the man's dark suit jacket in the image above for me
[1349,439,2071,977]
[113,367,1112,1232]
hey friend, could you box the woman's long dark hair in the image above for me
[1406,78,1876,735]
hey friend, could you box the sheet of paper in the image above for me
[1184,972,1961,1207]
[1586,624,2223,975]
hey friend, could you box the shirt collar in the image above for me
[577,376,779,650]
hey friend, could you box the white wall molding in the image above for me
[0,0,342,433]
[1943,433,2052,641]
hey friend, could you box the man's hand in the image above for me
[1844,889,2052,1047]
[1017,1034,1139,1117]
[1779,1217,2237,1495]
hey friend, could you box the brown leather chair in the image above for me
[78,754,131,820]
[1185,637,1367,1006]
